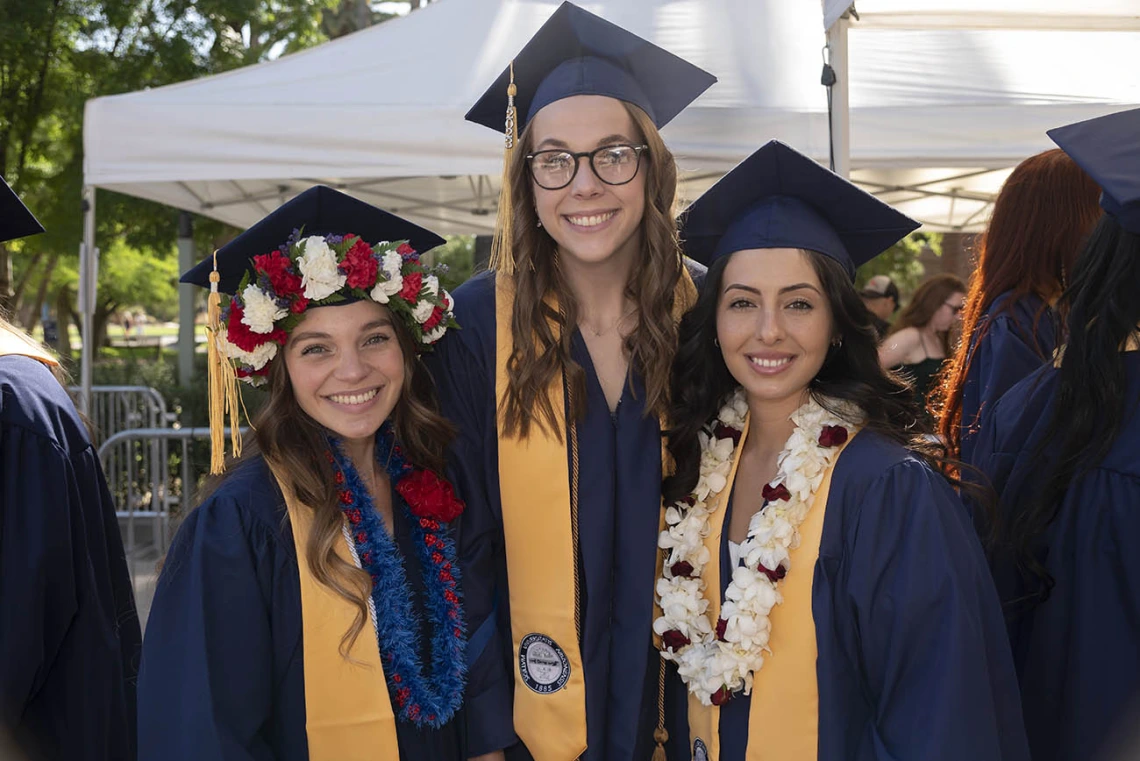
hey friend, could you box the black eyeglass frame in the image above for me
[524,144,650,190]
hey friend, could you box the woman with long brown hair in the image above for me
[937,149,1101,463]
[424,4,715,760]
[878,273,967,416]
[139,187,467,761]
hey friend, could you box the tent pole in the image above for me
[80,185,96,415]
[826,15,851,179]
[177,212,195,387]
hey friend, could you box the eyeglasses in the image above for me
[525,144,649,190]
[944,301,964,315]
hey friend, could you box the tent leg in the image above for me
[827,15,851,179]
[80,185,96,415]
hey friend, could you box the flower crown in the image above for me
[216,229,457,385]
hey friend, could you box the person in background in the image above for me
[859,274,899,340]
[139,187,467,761]
[0,176,141,761]
[878,273,966,418]
[967,107,1140,761]
[657,141,1028,761]
[427,3,715,759]
[936,150,1101,464]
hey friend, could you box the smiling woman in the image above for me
[656,141,1029,761]
[137,186,470,761]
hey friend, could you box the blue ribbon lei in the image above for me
[328,425,466,728]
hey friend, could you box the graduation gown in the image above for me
[0,355,141,761]
[664,430,1030,761]
[137,456,464,761]
[968,352,1140,761]
[959,292,1058,464]
[424,271,667,760]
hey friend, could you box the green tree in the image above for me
[855,232,942,296]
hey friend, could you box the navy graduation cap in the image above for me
[181,185,446,294]
[1048,107,1140,235]
[679,141,920,278]
[0,175,45,244]
[466,1,715,133]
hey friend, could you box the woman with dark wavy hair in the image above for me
[937,149,1101,463]
[654,142,1027,761]
[968,108,1140,761]
[139,187,468,761]
[425,5,715,760]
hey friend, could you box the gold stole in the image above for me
[267,462,401,761]
[685,426,856,761]
[0,328,59,366]
[494,269,697,761]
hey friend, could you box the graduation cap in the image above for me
[0,176,45,244]
[679,141,920,278]
[1048,107,1140,235]
[181,185,446,294]
[466,1,716,134]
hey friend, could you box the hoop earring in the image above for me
[831,336,843,348]
[713,337,720,347]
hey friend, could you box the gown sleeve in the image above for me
[137,488,286,761]
[843,460,1029,761]
[424,290,518,755]
[0,427,81,734]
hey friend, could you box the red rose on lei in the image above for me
[661,629,691,652]
[710,687,733,706]
[399,271,423,302]
[761,482,791,503]
[713,423,742,445]
[818,425,848,448]
[669,560,694,578]
[225,305,287,352]
[253,250,303,298]
[715,617,728,642]
[396,469,465,523]
[339,237,379,290]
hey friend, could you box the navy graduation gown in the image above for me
[424,271,665,760]
[137,457,463,761]
[665,430,1029,761]
[0,355,141,761]
[968,353,1140,761]
[959,292,1058,464]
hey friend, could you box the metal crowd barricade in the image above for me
[67,385,178,446]
[96,427,247,559]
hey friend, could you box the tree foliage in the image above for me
[855,231,942,297]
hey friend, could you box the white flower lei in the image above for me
[654,388,861,706]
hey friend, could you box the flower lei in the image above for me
[219,229,458,385]
[654,389,860,706]
[327,424,466,727]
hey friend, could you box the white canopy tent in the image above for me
[78,0,1140,405]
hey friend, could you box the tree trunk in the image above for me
[54,284,73,360]
[12,249,43,312]
[20,252,58,334]
[0,243,11,316]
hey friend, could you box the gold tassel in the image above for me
[651,656,669,761]
[490,61,518,276]
[205,253,243,474]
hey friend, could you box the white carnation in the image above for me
[423,324,448,344]
[296,235,345,301]
[412,298,436,323]
[218,328,279,371]
[240,284,287,334]
[423,274,439,297]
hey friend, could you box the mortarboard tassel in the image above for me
[490,61,518,276]
[206,252,243,474]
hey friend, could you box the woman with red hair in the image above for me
[937,149,1101,463]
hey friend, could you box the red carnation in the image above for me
[225,305,288,352]
[253,250,303,298]
[399,271,423,301]
[396,469,465,523]
[758,563,787,583]
[715,617,728,641]
[422,305,445,332]
[397,242,416,256]
[713,423,742,445]
[339,238,379,289]
[761,483,791,502]
[711,687,733,706]
[670,561,695,578]
[661,629,691,652]
[290,296,309,314]
[819,425,848,448]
